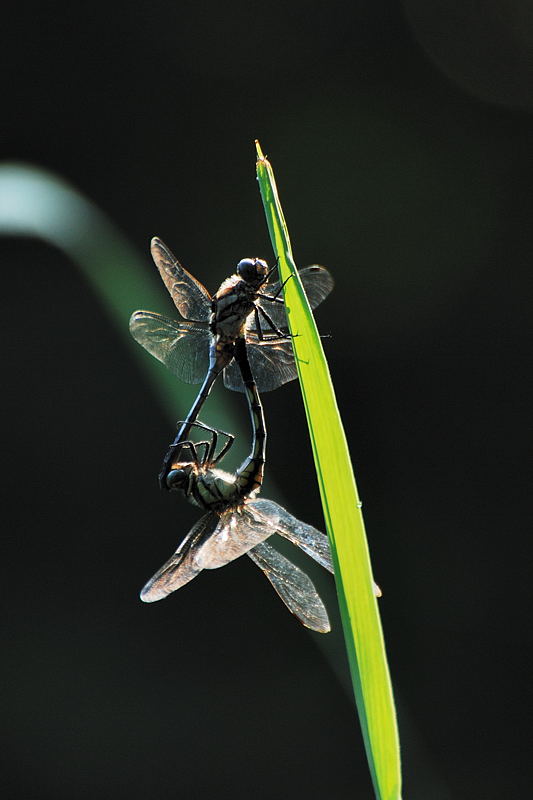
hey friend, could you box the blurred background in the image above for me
[2,1,532,798]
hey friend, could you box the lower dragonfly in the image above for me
[140,339,336,632]
[129,237,333,486]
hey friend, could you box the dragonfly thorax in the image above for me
[167,460,244,511]
[193,467,244,511]
[213,275,259,341]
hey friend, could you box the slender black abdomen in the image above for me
[158,340,235,487]
[233,338,266,498]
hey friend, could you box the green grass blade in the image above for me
[256,141,402,800]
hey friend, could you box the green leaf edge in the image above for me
[255,141,402,800]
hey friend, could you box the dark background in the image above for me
[2,2,532,798]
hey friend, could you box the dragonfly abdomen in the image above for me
[232,340,266,499]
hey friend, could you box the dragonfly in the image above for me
[140,339,336,632]
[129,237,333,486]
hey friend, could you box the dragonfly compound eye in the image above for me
[166,468,188,491]
[237,258,268,285]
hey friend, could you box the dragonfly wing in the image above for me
[252,265,334,331]
[194,505,277,569]
[130,310,210,384]
[247,541,331,633]
[298,265,334,309]
[249,499,333,572]
[252,500,381,596]
[222,337,297,393]
[140,512,219,602]
[150,237,212,322]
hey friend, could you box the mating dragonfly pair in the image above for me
[131,237,349,632]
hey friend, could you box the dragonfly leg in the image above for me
[256,294,285,306]
[256,294,285,305]
[257,304,296,339]
[195,441,210,465]
[175,419,231,437]
[171,440,201,466]
[264,256,280,282]
[212,430,235,465]
[253,306,265,341]
[259,272,294,302]
[175,419,235,464]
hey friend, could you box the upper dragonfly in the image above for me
[140,338,336,632]
[129,237,333,486]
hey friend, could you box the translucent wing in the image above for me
[194,504,279,570]
[150,237,212,322]
[298,264,335,308]
[130,310,210,384]
[252,265,334,331]
[249,499,333,571]
[247,541,331,633]
[251,499,381,596]
[140,512,219,602]
[222,336,297,393]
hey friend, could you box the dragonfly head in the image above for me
[166,465,193,493]
[236,257,269,288]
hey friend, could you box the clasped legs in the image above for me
[169,420,235,468]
